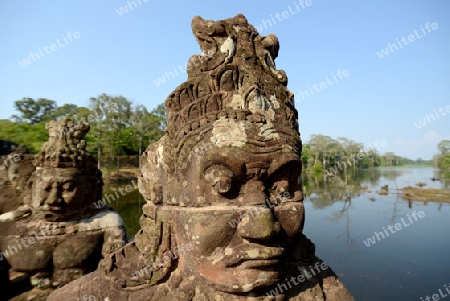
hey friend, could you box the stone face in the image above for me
[0,118,127,300]
[0,145,35,215]
[48,14,354,301]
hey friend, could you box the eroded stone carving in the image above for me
[0,144,35,215]
[48,14,354,301]
[0,117,127,300]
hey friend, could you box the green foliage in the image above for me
[441,155,450,170]
[122,104,165,155]
[12,98,57,124]
[0,119,48,153]
[312,162,324,173]
[302,135,425,176]
[51,103,80,120]
[436,140,450,171]
[150,103,167,131]
[2,96,167,163]
[301,144,311,167]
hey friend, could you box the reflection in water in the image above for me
[379,168,407,182]
[303,167,450,301]
[102,182,143,240]
[304,167,449,209]
[303,169,380,209]
[436,170,450,189]
[329,199,359,254]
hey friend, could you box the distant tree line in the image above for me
[1,100,437,176]
[0,96,166,172]
[301,134,431,175]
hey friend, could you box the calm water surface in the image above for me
[303,167,450,301]
[105,168,450,300]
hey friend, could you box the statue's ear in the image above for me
[112,206,175,288]
[139,139,166,205]
[23,172,36,206]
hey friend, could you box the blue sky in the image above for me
[1,0,449,159]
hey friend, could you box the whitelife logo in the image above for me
[296,69,350,102]
[18,31,81,68]
[363,210,425,247]
[115,0,149,16]
[414,105,450,129]
[376,22,438,59]
[254,0,313,33]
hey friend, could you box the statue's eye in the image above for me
[62,181,75,192]
[269,179,292,204]
[43,182,52,192]
[204,165,234,195]
[214,176,232,194]
[273,180,289,195]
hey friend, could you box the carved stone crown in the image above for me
[34,117,97,169]
[163,14,300,147]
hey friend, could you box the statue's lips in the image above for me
[235,258,279,270]
[211,244,284,270]
[200,246,282,293]
[41,205,64,212]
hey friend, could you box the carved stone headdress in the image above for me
[139,14,301,206]
[33,117,97,169]
[164,14,299,150]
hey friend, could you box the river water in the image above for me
[105,167,450,300]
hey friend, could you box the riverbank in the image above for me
[401,187,450,202]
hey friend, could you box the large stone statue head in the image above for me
[27,117,102,221]
[130,14,305,295]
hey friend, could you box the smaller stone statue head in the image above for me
[26,117,102,221]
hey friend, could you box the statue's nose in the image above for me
[242,180,267,206]
[237,208,280,240]
[45,183,62,206]
[235,180,281,239]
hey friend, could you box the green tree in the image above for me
[309,134,337,171]
[12,98,56,124]
[337,137,363,174]
[89,94,131,172]
[150,103,167,131]
[89,94,116,169]
[438,140,450,155]
[360,147,381,168]
[382,152,396,166]
[51,103,79,120]
[437,140,450,171]
[122,104,165,156]
[301,144,311,171]
[0,119,48,152]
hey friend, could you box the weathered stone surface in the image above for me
[48,14,354,301]
[0,145,35,215]
[0,118,127,300]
